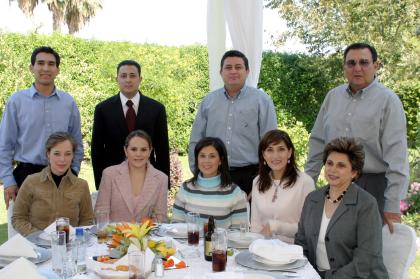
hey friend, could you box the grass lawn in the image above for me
[0,158,418,277]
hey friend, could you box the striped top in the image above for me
[172,180,248,229]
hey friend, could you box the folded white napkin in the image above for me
[249,239,303,264]
[113,244,155,274]
[204,271,244,279]
[165,223,188,234]
[0,257,45,279]
[0,233,38,258]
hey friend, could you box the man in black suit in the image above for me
[91,60,170,190]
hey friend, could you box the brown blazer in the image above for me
[12,166,93,236]
[94,161,168,223]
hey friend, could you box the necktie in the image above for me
[126,100,136,133]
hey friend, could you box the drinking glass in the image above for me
[56,217,70,244]
[128,250,146,279]
[50,231,67,276]
[95,209,109,243]
[186,212,200,246]
[240,221,248,237]
[211,228,228,272]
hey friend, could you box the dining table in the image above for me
[32,225,321,279]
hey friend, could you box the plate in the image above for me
[0,246,51,267]
[228,232,263,247]
[235,251,307,271]
[26,231,51,248]
[252,253,297,266]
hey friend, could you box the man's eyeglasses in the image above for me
[345,59,371,68]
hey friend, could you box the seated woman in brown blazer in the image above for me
[295,137,388,278]
[95,130,168,223]
[12,132,93,236]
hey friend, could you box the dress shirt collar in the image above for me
[346,78,378,97]
[29,83,59,99]
[119,91,140,113]
[223,85,247,100]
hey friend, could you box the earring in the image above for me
[287,159,290,164]
[263,161,267,165]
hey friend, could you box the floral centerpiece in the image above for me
[107,220,155,258]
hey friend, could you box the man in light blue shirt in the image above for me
[189,50,277,195]
[0,46,83,208]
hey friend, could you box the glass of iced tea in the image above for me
[211,228,228,272]
[56,217,70,244]
[186,212,200,246]
[95,209,109,243]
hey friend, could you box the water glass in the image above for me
[211,228,228,272]
[240,221,248,237]
[50,231,76,278]
[186,212,200,246]
[128,250,146,279]
[95,209,109,243]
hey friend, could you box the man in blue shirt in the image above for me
[189,50,277,195]
[0,46,84,208]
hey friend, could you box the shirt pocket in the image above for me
[63,191,82,218]
[238,108,258,134]
[31,190,53,222]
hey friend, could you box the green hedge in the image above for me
[0,32,418,160]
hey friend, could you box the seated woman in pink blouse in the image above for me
[95,130,168,223]
[251,129,315,243]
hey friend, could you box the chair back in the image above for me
[382,223,417,279]
[91,191,98,209]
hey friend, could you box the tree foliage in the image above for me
[10,0,102,34]
[266,0,420,81]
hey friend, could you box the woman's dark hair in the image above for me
[257,130,298,192]
[45,132,77,154]
[125,129,152,149]
[323,137,365,179]
[189,137,231,188]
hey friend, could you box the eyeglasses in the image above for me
[345,59,371,68]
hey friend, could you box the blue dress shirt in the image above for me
[0,84,84,188]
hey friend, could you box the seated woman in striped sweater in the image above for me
[172,137,248,228]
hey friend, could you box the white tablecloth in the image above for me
[38,234,320,279]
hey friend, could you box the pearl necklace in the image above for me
[325,186,346,204]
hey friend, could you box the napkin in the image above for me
[249,239,303,264]
[71,274,90,279]
[0,257,46,279]
[114,244,155,274]
[204,271,244,279]
[164,223,188,234]
[0,233,38,258]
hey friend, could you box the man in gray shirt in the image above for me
[305,43,409,232]
[189,50,277,195]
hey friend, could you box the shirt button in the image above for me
[231,101,234,104]
[353,99,356,102]
[348,112,351,116]
[345,128,349,131]
[229,113,232,116]
[227,141,230,144]
[228,127,231,130]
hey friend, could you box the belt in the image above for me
[17,162,46,168]
[229,164,258,171]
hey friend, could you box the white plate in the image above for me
[0,247,51,267]
[228,232,263,246]
[252,253,297,266]
[158,223,192,239]
[243,273,276,279]
[235,251,307,271]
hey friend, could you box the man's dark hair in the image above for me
[220,50,249,71]
[344,43,378,62]
[117,60,141,76]
[31,46,60,67]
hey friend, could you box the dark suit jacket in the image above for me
[295,183,388,279]
[91,93,170,189]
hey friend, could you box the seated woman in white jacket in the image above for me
[251,129,315,243]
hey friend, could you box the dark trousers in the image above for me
[13,162,46,187]
[229,164,259,196]
[355,172,387,219]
